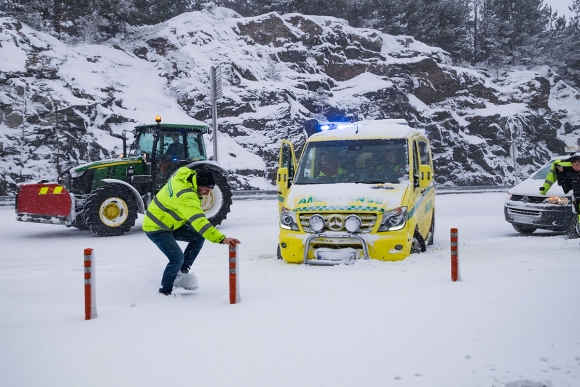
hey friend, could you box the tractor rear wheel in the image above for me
[83,184,138,236]
[200,170,233,226]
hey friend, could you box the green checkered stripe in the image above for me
[297,205,385,212]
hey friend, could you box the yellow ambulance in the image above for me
[276,119,435,265]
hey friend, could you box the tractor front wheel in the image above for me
[83,184,138,236]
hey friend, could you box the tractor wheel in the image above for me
[200,170,233,226]
[410,229,426,254]
[71,213,90,230]
[83,184,138,236]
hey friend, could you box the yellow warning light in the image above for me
[155,115,162,123]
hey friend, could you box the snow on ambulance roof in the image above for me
[308,119,422,141]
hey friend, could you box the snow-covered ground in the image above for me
[1,192,579,387]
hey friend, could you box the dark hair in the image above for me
[569,155,580,163]
[195,169,215,188]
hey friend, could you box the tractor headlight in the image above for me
[378,207,408,232]
[280,207,299,231]
[344,215,362,233]
[309,214,325,233]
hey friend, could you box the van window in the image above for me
[531,161,554,180]
[294,139,408,184]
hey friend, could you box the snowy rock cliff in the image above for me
[1,7,580,195]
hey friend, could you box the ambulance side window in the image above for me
[418,140,432,167]
[412,141,420,187]
[281,142,295,180]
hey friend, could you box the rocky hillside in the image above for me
[1,7,580,195]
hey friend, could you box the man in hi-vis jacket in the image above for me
[143,167,240,295]
[540,155,580,225]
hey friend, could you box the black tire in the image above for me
[512,224,537,235]
[411,229,426,254]
[71,213,90,230]
[426,212,435,246]
[200,170,232,226]
[277,245,283,260]
[83,184,138,236]
[566,217,580,239]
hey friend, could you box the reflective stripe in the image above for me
[145,210,173,231]
[177,188,195,198]
[153,196,183,222]
[188,213,205,223]
[198,223,212,236]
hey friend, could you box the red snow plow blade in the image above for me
[16,183,73,225]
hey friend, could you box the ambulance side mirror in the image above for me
[419,165,432,189]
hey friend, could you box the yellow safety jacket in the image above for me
[142,167,226,243]
[540,159,571,194]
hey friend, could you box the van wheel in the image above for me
[566,218,580,239]
[512,224,537,234]
[277,245,283,260]
[411,229,426,254]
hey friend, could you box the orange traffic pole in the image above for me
[450,228,461,282]
[84,248,97,319]
[229,245,241,304]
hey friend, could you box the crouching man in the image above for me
[540,155,580,225]
[143,167,240,295]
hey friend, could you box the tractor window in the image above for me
[187,132,206,160]
[132,132,156,158]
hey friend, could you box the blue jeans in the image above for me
[146,223,205,291]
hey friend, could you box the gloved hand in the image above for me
[539,186,547,195]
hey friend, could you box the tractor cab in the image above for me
[131,120,210,191]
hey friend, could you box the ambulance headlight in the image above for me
[344,215,362,233]
[378,207,408,232]
[280,207,299,231]
[309,214,325,233]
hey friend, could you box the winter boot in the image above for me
[173,272,199,291]
[159,287,172,296]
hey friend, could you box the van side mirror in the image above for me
[419,165,432,189]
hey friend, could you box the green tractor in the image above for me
[15,117,233,236]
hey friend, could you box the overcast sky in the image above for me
[545,0,575,17]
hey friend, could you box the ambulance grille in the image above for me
[299,213,378,233]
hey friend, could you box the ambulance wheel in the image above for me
[411,229,426,254]
[83,184,138,236]
[426,212,435,246]
[200,170,232,226]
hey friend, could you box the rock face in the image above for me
[1,10,580,195]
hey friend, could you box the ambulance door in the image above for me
[413,139,435,247]
[277,140,297,213]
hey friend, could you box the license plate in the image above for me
[317,250,356,262]
[513,216,533,224]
